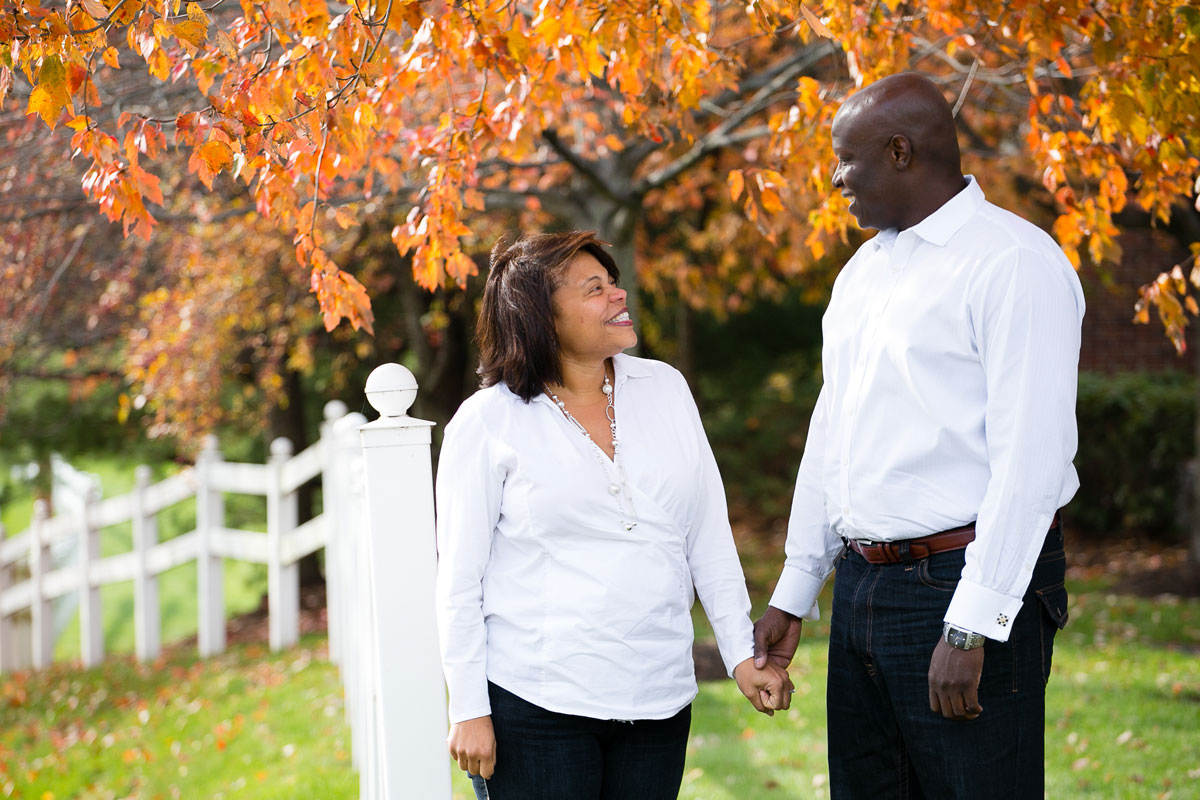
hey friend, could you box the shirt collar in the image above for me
[525,351,649,405]
[612,351,650,391]
[903,174,982,247]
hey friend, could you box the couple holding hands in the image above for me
[435,74,1083,800]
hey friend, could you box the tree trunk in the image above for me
[1193,339,1200,566]
[676,296,693,384]
[267,368,323,586]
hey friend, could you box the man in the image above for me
[753,72,1084,798]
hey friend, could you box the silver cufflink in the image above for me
[997,613,1009,627]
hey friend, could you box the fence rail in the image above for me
[0,403,354,673]
[0,369,451,800]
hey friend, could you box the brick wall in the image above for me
[1078,227,1196,374]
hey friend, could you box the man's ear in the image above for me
[890,134,912,170]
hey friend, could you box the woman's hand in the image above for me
[733,657,794,716]
[447,715,497,779]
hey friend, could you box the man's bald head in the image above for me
[835,73,963,179]
[829,73,968,231]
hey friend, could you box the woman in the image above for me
[435,231,791,799]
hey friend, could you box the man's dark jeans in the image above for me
[827,523,1068,799]
[470,681,691,800]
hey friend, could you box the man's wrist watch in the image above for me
[942,623,985,650]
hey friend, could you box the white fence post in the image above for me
[30,500,54,668]
[196,435,226,657]
[320,401,349,668]
[358,363,451,800]
[78,486,103,667]
[132,465,161,662]
[328,409,369,768]
[0,522,13,672]
[268,437,299,651]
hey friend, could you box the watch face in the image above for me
[944,625,983,649]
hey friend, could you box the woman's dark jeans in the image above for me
[470,681,691,800]
[826,523,1069,799]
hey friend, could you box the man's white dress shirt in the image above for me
[436,353,754,724]
[769,177,1085,641]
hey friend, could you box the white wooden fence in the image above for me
[0,363,453,799]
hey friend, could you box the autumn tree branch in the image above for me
[637,44,829,193]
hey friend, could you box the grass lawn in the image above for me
[3,574,1194,799]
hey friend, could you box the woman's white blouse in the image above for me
[435,353,754,724]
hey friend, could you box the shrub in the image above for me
[1071,370,1195,538]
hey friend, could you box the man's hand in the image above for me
[447,715,497,779]
[753,605,804,669]
[928,638,985,720]
[734,658,794,716]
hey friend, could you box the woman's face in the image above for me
[551,251,637,364]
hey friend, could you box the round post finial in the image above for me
[365,363,419,418]
[324,399,349,421]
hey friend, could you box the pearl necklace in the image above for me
[547,374,639,532]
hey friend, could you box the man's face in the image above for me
[830,107,905,231]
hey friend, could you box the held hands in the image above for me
[927,638,985,720]
[753,605,804,669]
[447,715,496,780]
[734,658,794,715]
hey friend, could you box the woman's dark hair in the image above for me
[477,231,620,402]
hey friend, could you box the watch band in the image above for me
[943,622,985,650]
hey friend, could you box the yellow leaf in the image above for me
[147,47,169,81]
[173,19,208,48]
[187,1,209,25]
[212,30,237,58]
[728,169,745,202]
[102,46,120,68]
[799,4,834,39]
[27,85,66,127]
[760,187,784,214]
[80,0,109,19]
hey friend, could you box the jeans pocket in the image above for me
[1035,582,1069,630]
[1035,581,1069,685]
[916,553,962,591]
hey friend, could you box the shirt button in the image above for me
[842,506,850,515]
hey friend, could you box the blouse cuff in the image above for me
[446,669,492,724]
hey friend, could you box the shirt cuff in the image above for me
[711,617,756,679]
[944,579,1025,643]
[445,668,492,724]
[448,697,492,725]
[768,566,825,621]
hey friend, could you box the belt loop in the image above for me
[897,539,913,564]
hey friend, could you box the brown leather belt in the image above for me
[847,515,1061,565]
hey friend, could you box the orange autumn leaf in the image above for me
[197,140,234,173]
[728,169,745,202]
